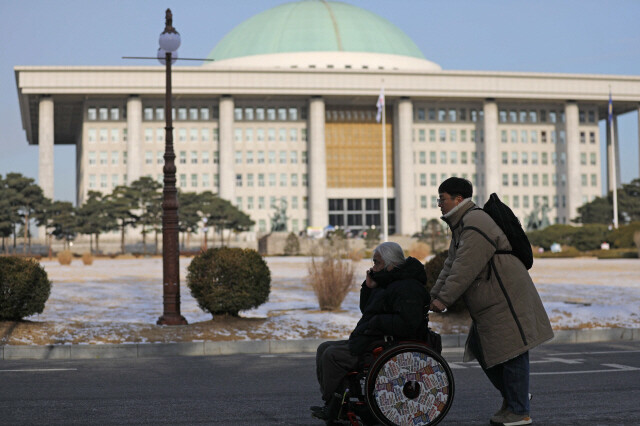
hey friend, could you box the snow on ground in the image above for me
[11,256,640,345]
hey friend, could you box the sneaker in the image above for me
[492,393,532,420]
[491,399,508,419]
[489,410,532,426]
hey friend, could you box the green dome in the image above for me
[207,0,425,61]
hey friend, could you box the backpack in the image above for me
[481,193,534,269]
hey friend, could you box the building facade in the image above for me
[15,1,640,237]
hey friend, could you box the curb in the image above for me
[1,328,638,361]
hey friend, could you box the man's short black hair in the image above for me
[438,177,473,199]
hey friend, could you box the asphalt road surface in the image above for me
[0,341,638,425]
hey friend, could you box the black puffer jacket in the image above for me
[348,257,430,355]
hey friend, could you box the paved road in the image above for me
[0,341,638,425]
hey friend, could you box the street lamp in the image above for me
[157,9,187,325]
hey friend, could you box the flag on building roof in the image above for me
[376,87,385,123]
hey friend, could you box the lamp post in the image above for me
[157,9,187,325]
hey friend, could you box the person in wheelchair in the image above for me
[311,241,430,422]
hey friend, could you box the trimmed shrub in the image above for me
[363,227,381,249]
[0,257,52,320]
[635,231,640,257]
[186,248,271,317]
[81,252,94,265]
[408,242,430,261]
[424,250,466,313]
[610,222,640,248]
[57,250,73,265]
[586,249,638,259]
[534,246,582,258]
[284,232,300,256]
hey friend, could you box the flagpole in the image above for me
[380,85,388,242]
[609,87,619,229]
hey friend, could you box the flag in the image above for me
[608,91,613,125]
[376,87,385,123]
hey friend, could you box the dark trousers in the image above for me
[483,351,530,415]
[315,340,360,402]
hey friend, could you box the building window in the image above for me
[247,173,254,187]
[502,174,509,186]
[191,151,198,164]
[541,131,547,143]
[512,173,519,186]
[580,153,587,165]
[291,173,298,186]
[200,107,209,121]
[191,174,198,188]
[145,128,153,142]
[179,151,186,164]
[178,128,186,142]
[111,151,119,165]
[145,151,152,165]
[440,151,447,164]
[450,129,457,142]
[269,173,276,187]
[88,108,97,121]
[280,173,287,186]
[268,151,276,164]
[290,151,298,164]
[589,132,596,144]
[190,128,198,141]
[234,128,242,142]
[522,152,528,165]
[258,173,265,187]
[88,151,96,165]
[530,131,538,143]
[580,132,586,144]
[512,152,518,164]
[99,129,108,142]
[591,173,597,187]
[590,152,596,165]
[268,128,276,141]
[439,129,446,142]
[522,174,529,186]
[450,151,458,164]
[235,174,242,187]
[419,173,427,186]
[157,151,164,164]
[280,151,287,164]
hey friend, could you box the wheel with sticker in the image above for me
[364,343,455,426]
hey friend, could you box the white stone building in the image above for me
[14,1,640,238]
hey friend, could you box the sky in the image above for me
[1,0,639,204]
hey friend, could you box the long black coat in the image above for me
[348,257,430,355]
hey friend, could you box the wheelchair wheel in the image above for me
[364,343,455,426]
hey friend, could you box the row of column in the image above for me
[37,95,636,235]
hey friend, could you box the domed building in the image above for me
[14,0,640,244]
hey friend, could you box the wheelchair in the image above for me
[332,340,455,426]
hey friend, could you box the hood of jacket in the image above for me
[441,198,476,229]
[370,256,427,288]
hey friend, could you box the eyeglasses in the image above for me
[436,196,454,206]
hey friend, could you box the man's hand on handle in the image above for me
[430,299,447,313]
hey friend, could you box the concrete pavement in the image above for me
[1,327,638,360]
